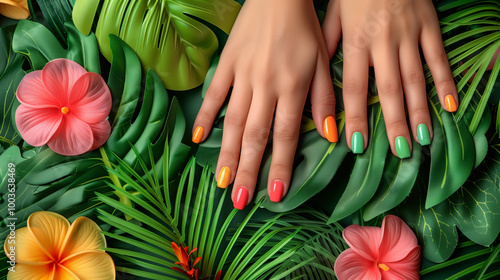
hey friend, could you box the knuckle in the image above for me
[224,111,246,128]
[195,110,212,126]
[274,128,298,143]
[379,80,402,96]
[346,116,366,127]
[343,79,362,94]
[410,107,430,121]
[435,78,456,91]
[387,120,409,135]
[405,70,425,85]
[243,127,269,146]
[314,91,336,106]
[205,86,227,103]
[235,169,256,185]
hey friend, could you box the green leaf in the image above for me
[0,27,25,148]
[105,34,190,181]
[426,102,475,209]
[12,20,101,73]
[399,133,500,263]
[35,0,74,43]
[73,0,241,90]
[363,141,421,221]
[328,104,389,223]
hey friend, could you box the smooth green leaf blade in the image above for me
[328,104,389,222]
[426,107,475,209]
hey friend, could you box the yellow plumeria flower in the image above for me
[0,0,29,20]
[4,211,115,280]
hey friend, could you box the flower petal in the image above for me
[61,251,115,280]
[4,227,52,264]
[41,59,87,104]
[382,246,421,280]
[15,105,62,147]
[334,249,381,280]
[69,72,112,124]
[59,217,106,261]
[0,0,29,20]
[27,212,70,261]
[89,119,111,151]
[379,215,419,263]
[6,263,53,280]
[47,114,93,156]
[16,70,60,108]
[342,224,382,261]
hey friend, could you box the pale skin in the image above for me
[193,0,458,209]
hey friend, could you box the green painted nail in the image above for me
[352,132,364,154]
[417,124,431,146]
[395,136,410,159]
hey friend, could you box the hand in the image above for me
[323,0,458,158]
[192,0,336,209]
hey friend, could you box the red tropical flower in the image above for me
[171,242,221,280]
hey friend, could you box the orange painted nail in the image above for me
[192,126,204,144]
[323,116,338,143]
[217,166,231,189]
[445,95,457,112]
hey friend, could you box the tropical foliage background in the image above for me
[1,0,499,279]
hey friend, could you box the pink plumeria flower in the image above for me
[15,58,112,156]
[334,215,421,280]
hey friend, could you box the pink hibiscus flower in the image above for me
[334,215,421,280]
[15,58,112,156]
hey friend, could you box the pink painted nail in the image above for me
[270,180,284,202]
[233,187,249,210]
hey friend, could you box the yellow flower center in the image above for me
[61,107,69,114]
[378,263,390,271]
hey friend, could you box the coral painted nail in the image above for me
[323,116,338,143]
[192,126,204,144]
[217,166,231,189]
[270,180,284,202]
[445,95,457,112]
[234,187,248,210]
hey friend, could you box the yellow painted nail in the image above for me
[192,126,204,144]
[323,116,338,143]
[445,95,457,112]
[217,166,231,189]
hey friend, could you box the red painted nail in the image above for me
[270,180,284,202]
[233,187,249,210]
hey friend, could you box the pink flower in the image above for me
[15,58,112,156]
[334,215,421,280]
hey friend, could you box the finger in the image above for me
[311,52,337,143]
[342,48,369,154]
[322,0,342,58]
[399,40,433,146]
[373,45,412,158]
[420,13,458,113]
[192,63,234,143]
[215,81,252,190]
[232,93,276,210]
[268,91,307,203]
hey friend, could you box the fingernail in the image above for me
[270,180,284,202]
[217,166,231,189]
[234,187,249,210]
[192,126,204,144]
[395,136,411,159]
[323,116,338,143]
[445,95,457,112]
[351,131,364,154]
[417,124,431,146]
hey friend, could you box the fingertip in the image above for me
[269,180,285,203]
[233,186,249,210]
[443,94,458,112]
[394,136,412,159]
[323,115,339,143]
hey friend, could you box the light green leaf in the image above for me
[73,0,241,90]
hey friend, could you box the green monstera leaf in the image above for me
[398,131,500,263]
[72,0,241,90]
[0,27,25,148]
